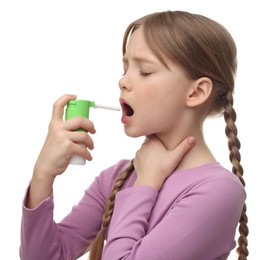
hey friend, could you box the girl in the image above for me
[20,10,248,260]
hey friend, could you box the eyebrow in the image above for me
[122,56,157,65]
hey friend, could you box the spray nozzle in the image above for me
[92,102,120,111]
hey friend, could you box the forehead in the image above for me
[124,28,149,55]
[123,27,180,72]
[123,27,165,67]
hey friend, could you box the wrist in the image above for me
[134,176,164,191]
[26,168,56,209]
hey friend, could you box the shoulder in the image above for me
[197,163,246,198]
[166,162,246,205]
[174,162,244,188]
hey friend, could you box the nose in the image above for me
[119,74,132,92]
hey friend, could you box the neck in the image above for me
[156,130,216,171]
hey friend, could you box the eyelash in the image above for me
[121,69,152,76]
[140,71,151,76]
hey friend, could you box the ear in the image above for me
[186,77,213,108]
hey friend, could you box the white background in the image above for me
[0,0,270,259]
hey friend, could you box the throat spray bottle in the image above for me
[65,99,120,165]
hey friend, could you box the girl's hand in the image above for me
[134,135,195,191]
[34,94,96,179]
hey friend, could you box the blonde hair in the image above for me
[88,10,248,260]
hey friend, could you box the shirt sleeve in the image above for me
[102,176,245,260]
[19,181,104,260]
[19,160,129,260]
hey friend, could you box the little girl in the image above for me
[20,10,248,260]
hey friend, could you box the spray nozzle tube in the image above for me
[65,99,120,121]
[92,102,120,111]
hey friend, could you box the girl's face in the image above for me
[119,27,195,139]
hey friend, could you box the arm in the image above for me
[103,176,245,260]
[27,94,96,209]
[20,94,97,259]
[20,160,129,260]
[20,179,105,260]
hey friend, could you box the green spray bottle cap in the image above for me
[65,100,95,132]
[65,99,120,123]
[65,100,94,120]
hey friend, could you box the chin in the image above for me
[124,127,145,138]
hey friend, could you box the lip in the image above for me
[119,97,129,110]
[119,97,127,108]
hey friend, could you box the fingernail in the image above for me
[187,137,195,145]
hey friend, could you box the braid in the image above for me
[88,160,135,260]
[224,90,249,259]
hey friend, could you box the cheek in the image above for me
[138,86,155,100]
[140,105,169,130]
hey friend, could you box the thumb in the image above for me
[51,94,77,122]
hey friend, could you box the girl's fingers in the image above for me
[68,131,95,150]
[64,116,96,134]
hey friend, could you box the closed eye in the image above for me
[140,71,152,76]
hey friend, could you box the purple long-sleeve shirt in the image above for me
[20,160,245,260]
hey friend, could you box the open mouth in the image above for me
[121,101,134,117]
